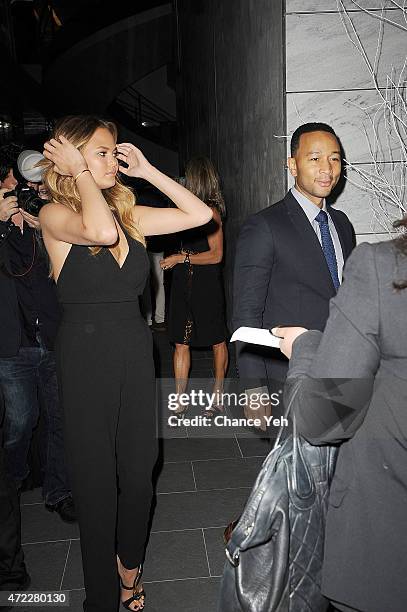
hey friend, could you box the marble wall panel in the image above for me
[286,89,406,163]
[286,0,399,13]
[356,232,396,244]
[332,166,403,234]
[286,10,406,92]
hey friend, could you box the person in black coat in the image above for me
[221,123,356,545]
[276,225,407,611]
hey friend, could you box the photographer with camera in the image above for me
[0,146,75,524]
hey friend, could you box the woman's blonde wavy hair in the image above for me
[41,115,145,253]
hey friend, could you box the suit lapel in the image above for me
[283,192,336,298]
[329,206,351,259]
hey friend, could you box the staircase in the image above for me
[109,85,177,151]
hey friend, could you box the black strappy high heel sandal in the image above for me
[173,404,189,421]
[203,404,224,419]
[120,566,146,611]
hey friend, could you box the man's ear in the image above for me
[287,157,297,178]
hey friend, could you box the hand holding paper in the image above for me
[230,326,308,359]
[230,326,281,348]
[271,326,308,359]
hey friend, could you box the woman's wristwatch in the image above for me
[183,252,190,265]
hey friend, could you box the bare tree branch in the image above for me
[336,0,406,236]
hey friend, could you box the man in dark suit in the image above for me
[233,122,356,393]
[222,123,356,544]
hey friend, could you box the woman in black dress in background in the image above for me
[39,117,212,612]
[160,157,228,416]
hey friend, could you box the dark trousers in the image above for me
[57,304,158,612]
[0,338,71,506]
[237,343,289,445]
[0,426,27,589]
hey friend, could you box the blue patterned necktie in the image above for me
[315,210,340,290]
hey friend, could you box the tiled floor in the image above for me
[20,330,271,611]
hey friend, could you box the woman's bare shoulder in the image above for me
[39,201,77,221]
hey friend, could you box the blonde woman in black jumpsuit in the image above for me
[39,116,212,612]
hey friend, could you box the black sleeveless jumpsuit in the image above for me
[55,232,157,612]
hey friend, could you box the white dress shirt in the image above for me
[291,187,344,282]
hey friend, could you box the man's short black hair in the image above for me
[290,122,338,157]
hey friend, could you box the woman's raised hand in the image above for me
[43,136,87,177]
[116,143,152,178]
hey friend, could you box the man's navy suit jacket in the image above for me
[232,191,356,382]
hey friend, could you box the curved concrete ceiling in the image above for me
[43,4,172,115]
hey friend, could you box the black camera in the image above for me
[4,184,48,216]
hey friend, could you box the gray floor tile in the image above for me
[21,504,79,545]
[186,414,249,439]
[163,437,241,463]
[235,436,272,457]
[203,527,228,577]
[156,462,195,493]
[28,589,84,612]
[192,457,263,491]
[144,530,208,582]
[66,589,85,612]
[152,488,249,532]
[180,404,242,439]
[158,419,189,439]
[20,487,43,506]
[23,540,70,590]
[62,540,83,590]
[145,576,221,612]
[62,531,211,592]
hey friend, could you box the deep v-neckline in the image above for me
[107,223,130,270]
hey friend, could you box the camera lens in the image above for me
[18,187,47,216]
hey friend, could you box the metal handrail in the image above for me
[116,86,176,126]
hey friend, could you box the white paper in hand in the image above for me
[230,326,281,348]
